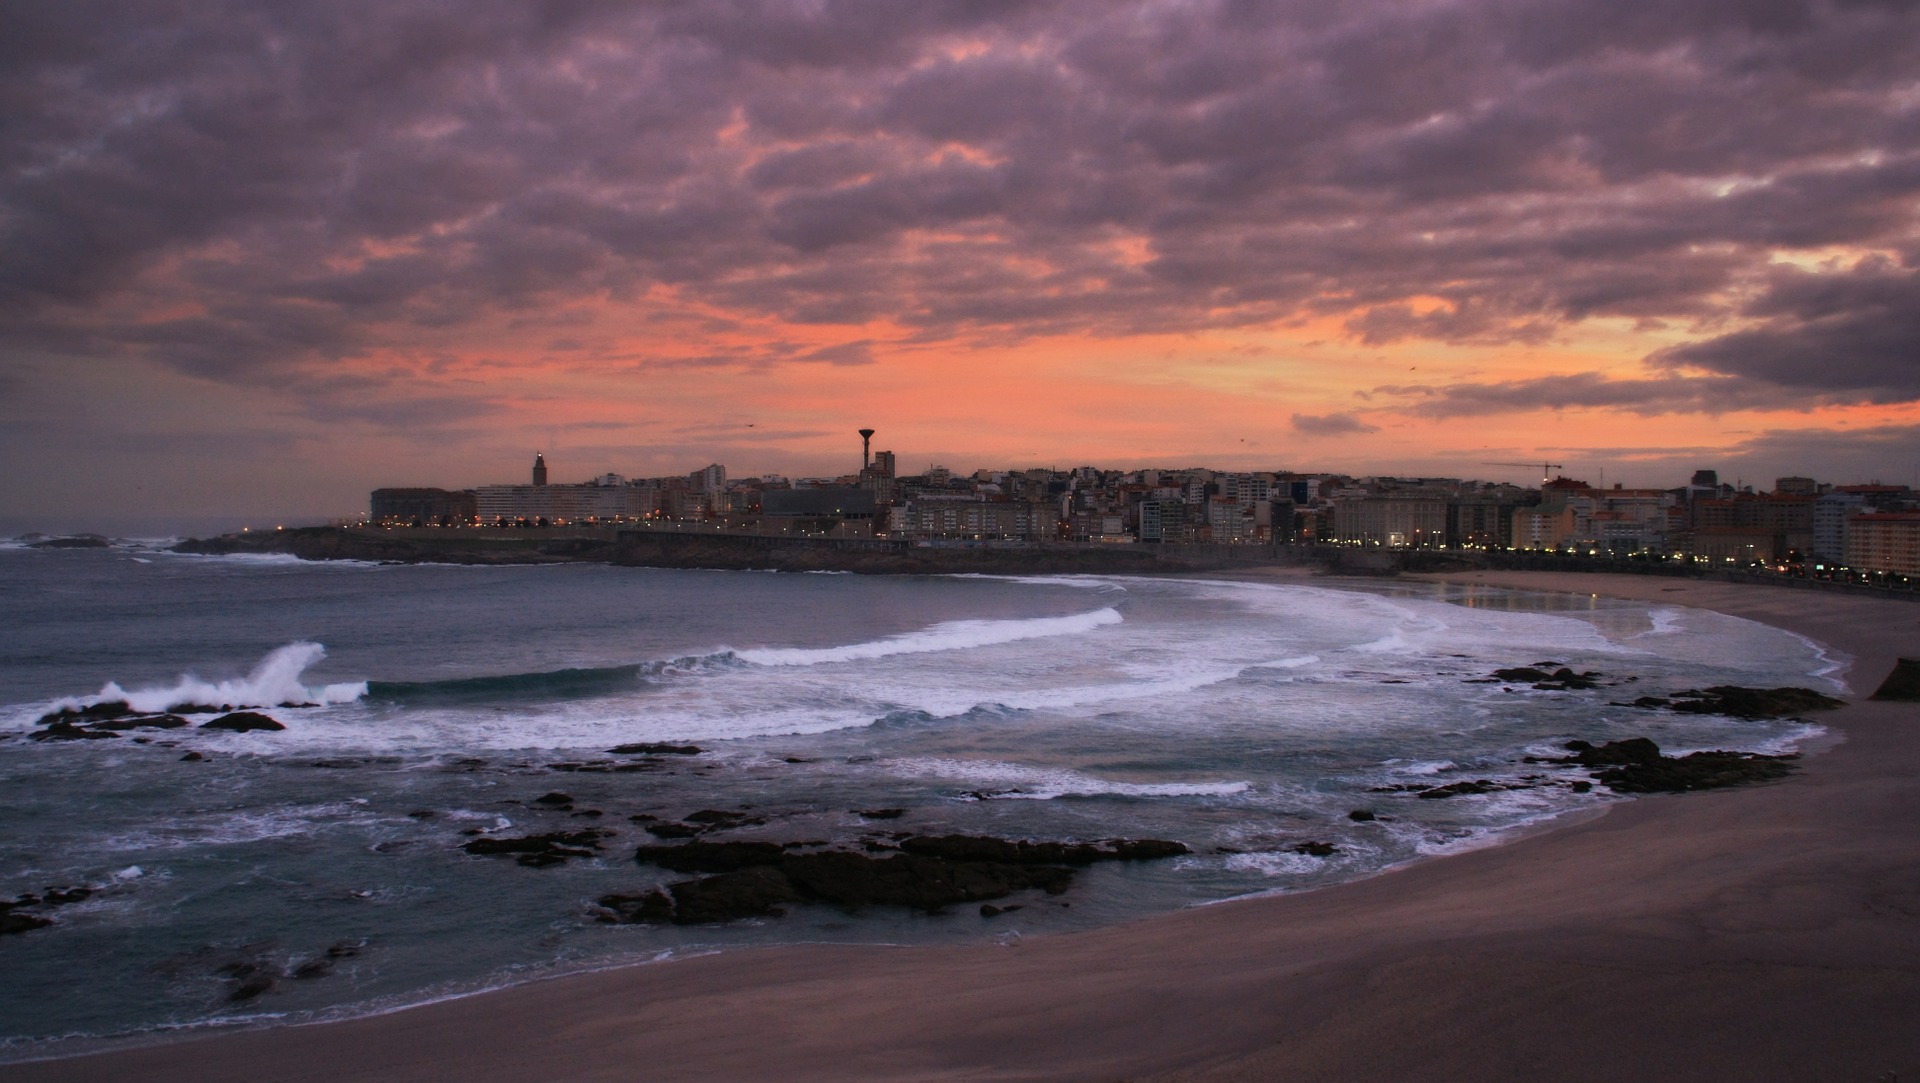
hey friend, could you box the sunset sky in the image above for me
[4,0,1918,532]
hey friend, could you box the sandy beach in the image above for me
[7,570,1917,1083]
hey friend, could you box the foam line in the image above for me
[734,607,1123,666]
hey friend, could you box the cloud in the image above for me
[1376,372,1791,418]
[1292,412,1379,436]
[1,0,1917,416]
[1650,258,1920,401]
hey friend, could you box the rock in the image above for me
[667,866,802,924]
[684,809,764,828]
[629,833,1191,923]
[0,912,54,935]
[607,742,703,756]
[1595,750,1798,793]
[1871,658,1920,702]
[1562,737,1663,766]
[643,822,702,839]
[462,828,612,866]
[201,711,285,732]
[532,792,574,807]
[180,751,206,762]
[1416,780,1497,798]
[855,808,906,820]
[36,700,134,725]
[1347,809,1377,822]
[90,714,192,731]
[1640,686,1844,719]
[29,721,121,741]
[1290,841,1339,856]
[596,890,676,924]
[633,840,786,873]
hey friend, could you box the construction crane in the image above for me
[1482,461,1565,486]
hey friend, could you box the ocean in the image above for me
[0,543,1844,1057]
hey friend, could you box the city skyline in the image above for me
[4,2,1918,534]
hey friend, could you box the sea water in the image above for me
[0,544,1843,1055]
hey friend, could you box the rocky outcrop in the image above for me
[1626,685,1844,718]
[614,833,1192,925]
[1,885,96,936]
[200,711,285,732]
[1870,659,1920,701]
[1554,738,1797,792]
[463,827,615,867]
[1486,663,1604,690]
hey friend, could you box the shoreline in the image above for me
[7,571,1918,1081]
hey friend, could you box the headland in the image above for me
[8,570,1916,1082]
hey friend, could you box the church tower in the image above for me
[532,452,548,486]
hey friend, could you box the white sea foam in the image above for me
[734,607,1123,666]
[45,642,368,716]
[885,757,1250,800]
[1644,607,1685,635]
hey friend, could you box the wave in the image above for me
[887,757,1250,800]
[43,642,366,715]
[733,607,1124,667]
[364,653,739,704]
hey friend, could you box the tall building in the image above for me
[532,453,548,486]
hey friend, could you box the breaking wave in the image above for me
[43,642,367,715]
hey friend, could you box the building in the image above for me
[1813,491,1866,564]
[1329,490,1447,547]
[1844,513,1920,576]
[370,488,477,526]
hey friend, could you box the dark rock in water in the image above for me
[980,903,1022,917]
[219,961,276,1002]
[1561,737,1663,767]
[201,711,285,732]
[633,840,786,873]
[855,808,906,820]
[1570,780,1593,793]
[596,890,676,925]
[30,721,121,741]
[173,703,227,715]
[1290,841,1339,857]
[643,822,701,840]
[1416,780,1497,799]
[1102,839,1192,861]
[41,886,92,906]
[180,751,206,762]
[91,713,192,731]
[783,850,1074,911]
[684,809,764,829]
[532,792,574,807]
[899,834,1189,866]
[607,742,703,756]
[1490,665,1602,690]
[630,832,1192,923]
[36,700,135,725]
[291,957,334,979]
[1871,658,1920,702]
[1,911,54,935]
[1595,749,1798,793]
[1637,686,1844,719]
[667,866,802,924]
[1347,809,1377,822]
[462,828,613,866]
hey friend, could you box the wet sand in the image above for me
[8,571,1918,1082]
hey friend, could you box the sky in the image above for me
[4,0,1919,532]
